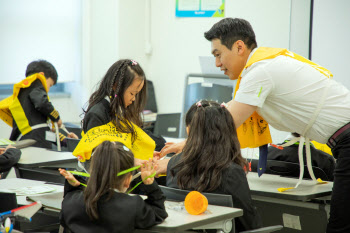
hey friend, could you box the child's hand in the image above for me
[67,132,79,139]
[57,119,63,128]
[59,168,80,187]
[141,159,157,185]
[0,145,16,155]
[153,151,161,161]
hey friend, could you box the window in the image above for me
[0,0,82,85]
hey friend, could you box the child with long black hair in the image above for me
[166,100,262,232]
[83,59,147,139]
[60,141,167,233]
[75,59,165,168]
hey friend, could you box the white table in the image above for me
[14,147,77,184]
[247,172,333,201]
[136,202,242,233]
[0,178,63,206]
[17,147,76,168]
[0,178,64,232]
[247,172,332,232]
[0,178,242,233]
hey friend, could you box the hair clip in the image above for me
[220,102,228,108]
[130,60,138,66]
[196,101,202,107]
[115,94,117,98]
[123,145,130,151]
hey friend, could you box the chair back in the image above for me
[153,113,181,138]
[0,192,17,212]
[66,138,80,152]
[144,80,158,113]
[159,185,233,207]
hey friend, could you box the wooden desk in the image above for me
[247,172,332,233]
[15,147,77,184]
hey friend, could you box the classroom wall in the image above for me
[0,0,313,144]
[144,0,292,114]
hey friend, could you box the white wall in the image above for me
[1,0,314,144]
[312,0,350,89]
[146,0,291,114]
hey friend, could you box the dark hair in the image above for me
[25,60,58,84]
[171,100,247,192]
[204,18,257,50]
[85,59,147,143]
[84,141,134,221]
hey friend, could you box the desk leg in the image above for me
[14,166,21,178]
[252,195,328,233]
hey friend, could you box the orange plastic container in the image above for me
[184,191,208,215]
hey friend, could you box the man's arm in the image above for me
[227,99,257,128]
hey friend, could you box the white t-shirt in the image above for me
[235,48,350,143]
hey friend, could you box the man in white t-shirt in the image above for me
[203,17,350,233]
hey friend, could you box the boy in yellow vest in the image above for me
[9,60,63,149]
[203,17,350,233]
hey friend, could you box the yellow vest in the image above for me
[0,73,49,135]
[234,47,333,148]
[73,121,156,162]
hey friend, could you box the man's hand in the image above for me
[153,158,170,177]
[159,140,186,158]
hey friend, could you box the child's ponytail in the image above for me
[84,141,134,221]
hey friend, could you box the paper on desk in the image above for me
[0,138,14,146]
[27,192,63,210]
[6,185,56,196]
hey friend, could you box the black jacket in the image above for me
[167,153,263,232]
[9,79,60,149]
[83,99,111,134]
[0,148,21,173]
[60,181,168,233]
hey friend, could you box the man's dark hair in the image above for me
[25,60,58,84]
[204,17,257,50]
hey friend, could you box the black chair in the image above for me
[66,138,80,152]
[159,185,283,233]
[250,159,330,181]
[153,113,181,138]
[0,192,18,212]
[144,80,158,113]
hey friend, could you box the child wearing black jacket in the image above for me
[0,145,21,177]
[59,141,167,233]
[9,60,63,149]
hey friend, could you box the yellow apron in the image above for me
[234,47,333,148]
[0,73,49,136]
[73,121,155,162]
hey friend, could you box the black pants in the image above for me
[327,132,350,232]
